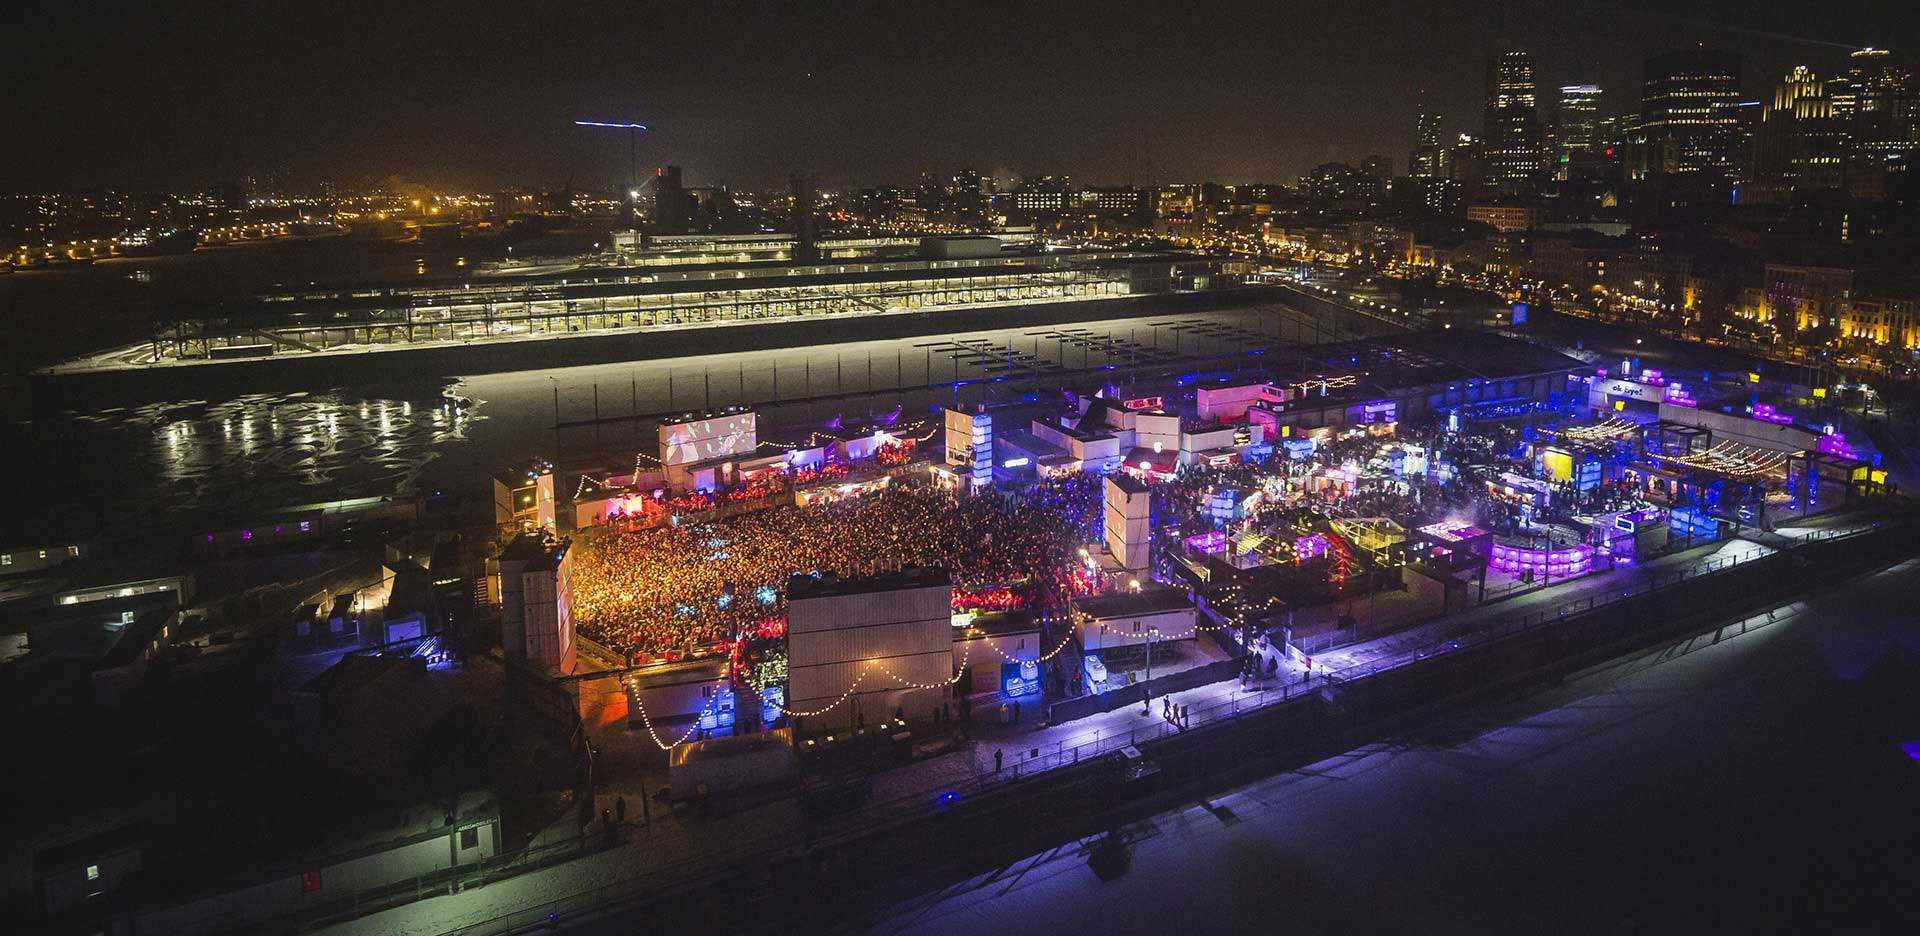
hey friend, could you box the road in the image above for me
[865,557,1920,935]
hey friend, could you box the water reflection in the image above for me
[62,390,483,516]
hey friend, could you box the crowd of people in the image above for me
[569,475,1105,661]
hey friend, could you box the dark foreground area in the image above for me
[867,558,1920,935]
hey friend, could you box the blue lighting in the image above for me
[756,585,779,605]
[574,120,650,130]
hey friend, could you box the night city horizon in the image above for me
[4,2,1919,935]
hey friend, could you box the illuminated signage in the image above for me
[1123,396,1163,410]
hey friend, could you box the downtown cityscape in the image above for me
[4,3,1920,934]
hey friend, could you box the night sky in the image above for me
[4,0,1915,193]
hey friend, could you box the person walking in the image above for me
[994,748,1004,772]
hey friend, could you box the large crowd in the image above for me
[569,475,1104,660]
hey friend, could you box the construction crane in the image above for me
[574,119,651,219]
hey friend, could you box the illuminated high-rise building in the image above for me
[1754,66,1846,190]
[1553,85,1601,175]
[1634,48,1744,177]
[1410,104,1444,178]
[1831,47,1918,163]
[1482,50,1545,196]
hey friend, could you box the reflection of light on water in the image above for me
[64,389,486,520]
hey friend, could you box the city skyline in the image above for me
[5,0,1915,193]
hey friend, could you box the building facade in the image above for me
[497,534,576,675]
[786,567,953,733]
[1483,50,1546,196]
[1635,49,1744,177]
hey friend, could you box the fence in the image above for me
[1320,520,1892,686]
[1044,656,1242,724]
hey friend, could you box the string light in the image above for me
[975,627,1076,665]
[624,672,730,751]
[863,639,973,690]
[772,674,867,718]
[1647,441,1788,478]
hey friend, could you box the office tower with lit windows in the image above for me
[1831,47,1918,163]
[1554,84,1602,179]
[1410,106,1444,177]
[1634,48,1744,177]
[1446,132,1485,192]
[1754,66,1847,190]
[1482,50,1545,196]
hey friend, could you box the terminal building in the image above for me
[39,237,1243,405]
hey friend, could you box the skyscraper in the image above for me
[1555,84,1602,179]
[1482,50,1545,196]
[1754,66,1845,190]
[1410,104,1444,178]
[1635,48,1744,177]
[1832,47,1918,163]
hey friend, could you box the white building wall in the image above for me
[1132,412,1181,454]
[1078,607,1198,651]
[1104,478,1151,571]
[788,583,952,732]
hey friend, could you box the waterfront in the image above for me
[866,558,1920,936]
[5,300,1335,540]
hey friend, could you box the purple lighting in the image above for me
[1489,542,1593,578]
[1664,383,1698,407]
[1185,530,1228,555]
[1817,432,1857,460]
[1750,403,1795,425]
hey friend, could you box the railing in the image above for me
[1320,520,1885,685]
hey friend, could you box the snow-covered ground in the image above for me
[867,558,1920,935]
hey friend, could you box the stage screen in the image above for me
[658,413,758,467]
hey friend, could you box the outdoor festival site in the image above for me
[303,280,1919,936]
[475,263,1903,731]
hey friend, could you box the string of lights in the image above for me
[624,672,730,751]
[1647,441,1789,478]
[771,674,867,718]
[976,627,1076,665]
[863,639,973,690]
